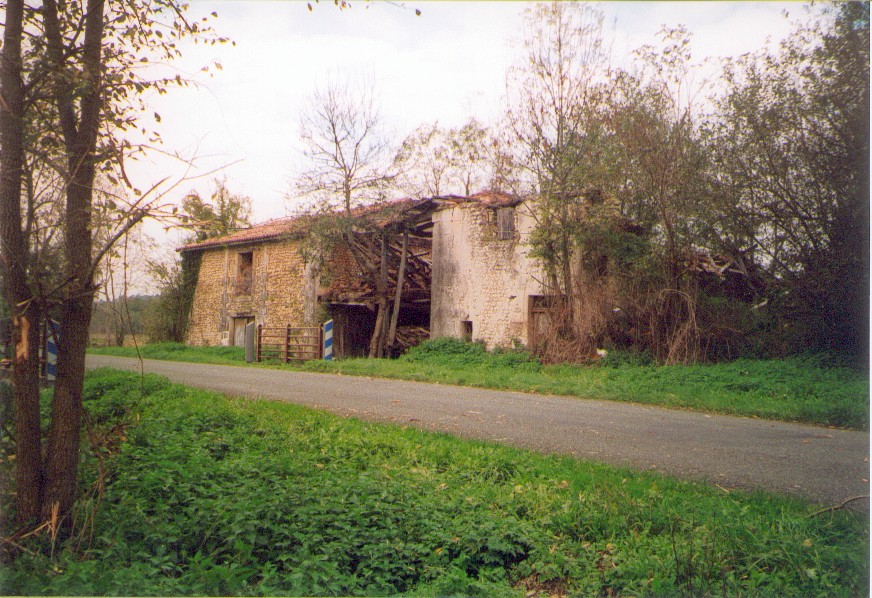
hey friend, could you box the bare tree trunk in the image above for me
[387,231,409,348]
[368,301,385,358]
[41,0,106,521]
[377,236,391,356]
[43,294,94,519]
[11,313,44,524]
[0,0,46,525]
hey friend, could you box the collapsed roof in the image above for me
[177,191,525,253]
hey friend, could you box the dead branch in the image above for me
[807,495,869,517]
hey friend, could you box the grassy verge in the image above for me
[2,368,868,596]
[90,341,246,365]
[90,340,870,429]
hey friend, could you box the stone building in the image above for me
[430,191,548,349]
[180,216,318,347]
[181,191,578,354]
[180,198,442,354]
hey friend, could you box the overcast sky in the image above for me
[136,1,799,248]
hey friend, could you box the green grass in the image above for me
[89,339,870,429]
[2,368,867,596]
[90,341,246,364]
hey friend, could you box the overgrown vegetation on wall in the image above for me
[142,250,202,344]
[507,3,868,366]
[145,179,250,344]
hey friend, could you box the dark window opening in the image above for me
[461,320,473,342]
[236,251,253,295]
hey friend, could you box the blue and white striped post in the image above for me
[46,319,60,381]
[323,319,333,360]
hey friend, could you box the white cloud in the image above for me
[130,0,800,233]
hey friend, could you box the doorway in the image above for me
[232,316,255,347]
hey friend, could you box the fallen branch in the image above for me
[1,535,38,557]
[807,495,869,517]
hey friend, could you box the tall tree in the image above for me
[143,252,191,343]
[0,0,227,526]
[181,178,252,242]
[710,3,869,357]
[93,226,155,347]
[505,2,612,299]
[294,75,402,357]
[1,0,43,525]
[395,119,495,197]
[606,27,716,364]
[295,74,397,214]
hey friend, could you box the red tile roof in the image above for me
[178,215,309,252]
[178,196,447,252]
[178,192,524,252]
[469,190,525,207]
[433,190,525,209]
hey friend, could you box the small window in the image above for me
[461,320,473,342]
[495,208,515,240]
[236,251,253,295]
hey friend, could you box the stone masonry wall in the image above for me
[186,248,228,346]
[431,201,545,349]
[185,238,316,346]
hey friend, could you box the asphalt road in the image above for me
[86,355,870,508]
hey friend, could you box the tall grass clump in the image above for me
[1,369,867,596]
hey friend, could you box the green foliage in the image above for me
[180,178,253,242]
[143,251,201,344]
[600,349,654,368]
[404,337,539,370]
[711,3,870,358]
[178,251,202,340]
[2,369,868,596]
[91,342,245,364]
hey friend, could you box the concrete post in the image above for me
[244,322,256,363]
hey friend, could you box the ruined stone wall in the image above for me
[185,238,316,346]
[321,244,366,302]
[431,201,545,348]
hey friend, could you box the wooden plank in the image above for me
[387,231,409,347]
[256,324,262,362]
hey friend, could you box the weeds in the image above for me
[1,369,868,596]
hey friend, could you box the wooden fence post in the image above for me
[284,324,291,363]
[256,324,262,362]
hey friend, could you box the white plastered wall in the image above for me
[430,200,545,348]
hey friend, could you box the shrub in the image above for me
[403,338,539,370]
